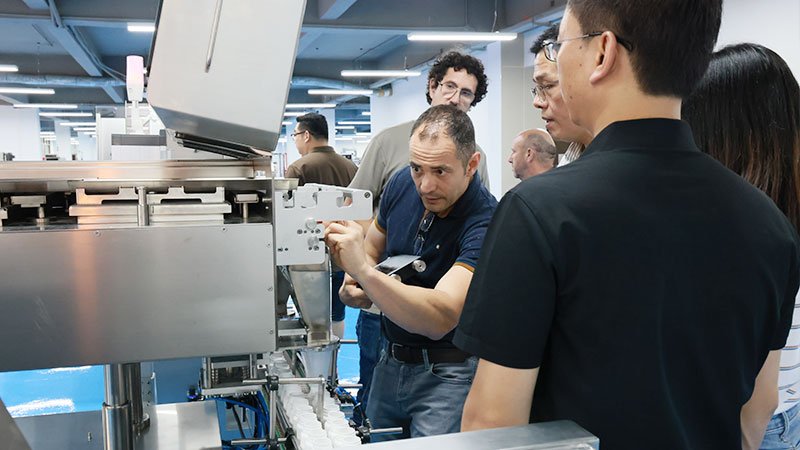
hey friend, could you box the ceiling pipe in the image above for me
[0,73,124,88]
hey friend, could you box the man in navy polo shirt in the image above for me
[324,104,497,439]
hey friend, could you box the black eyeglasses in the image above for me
[291,130,306,137]
[412,211,435,255]
[543,31,633,62]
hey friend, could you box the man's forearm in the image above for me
[352,265,462,340]
[741,350,781,450]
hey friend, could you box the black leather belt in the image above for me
[389,343,470,364]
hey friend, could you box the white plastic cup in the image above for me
[297,414,322,429]
[297,426,328,441]
[322,410,346,423]
[327,426,356,440]
[309,437,333,449]
[332,435,362,447]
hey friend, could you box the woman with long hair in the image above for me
[683,43,800,449]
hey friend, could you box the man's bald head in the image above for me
[508,129,557,180]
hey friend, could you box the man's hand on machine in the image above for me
[324,220,372,280]
[339,273,373,309]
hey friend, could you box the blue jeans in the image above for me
[365,344,477,441]
[762,403,800,449]
[353,310,383,425]
[331,271,346,322]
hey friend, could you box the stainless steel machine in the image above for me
[0,0,598,448]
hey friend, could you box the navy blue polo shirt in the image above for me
[376,166,497,348]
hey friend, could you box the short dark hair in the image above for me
[411,104,476,169]
[425,51,488,107]
[567,0,722,98]
[295,113,328,140]
[530,24,559,56]
[683,43,800,232]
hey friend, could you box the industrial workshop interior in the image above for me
[0,0,798,449]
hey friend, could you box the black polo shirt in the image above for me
[377,168,497,348]
[454,119,800,449]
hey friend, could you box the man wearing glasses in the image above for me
[456,1,799,449]
[285,113,358,339]
[530,24,592,165]
[345,50,491,426]
[325,105,497,439]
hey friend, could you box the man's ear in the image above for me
[428,78,438,99]
[589,31,621,85]
[525,147,536,163]
[466,151,480,176]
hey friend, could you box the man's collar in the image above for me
[584,119,698,157]
[310,145,334,153]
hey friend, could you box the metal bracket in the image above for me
[274,184,372,265]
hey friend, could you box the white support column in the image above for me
[473,38,539,198]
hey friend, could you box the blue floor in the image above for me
[0,307,362,417]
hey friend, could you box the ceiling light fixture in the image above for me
[0,64,19,73]
[59,122,97,127]
[14,103,78,109]
[307,89,374,96]
[73,127,97,132]
[341,70,421,78]
[284,112,306,117]
[334,126,355,130]
[0,87,55,95]
[39,112,93,117]
[361,111,372,116]
[128,23,156,33]
[338,121,370,126]
[285,103,336,109]
[407,31,517,42]
[281,121,291,126]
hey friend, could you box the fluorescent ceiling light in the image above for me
[59,121,97,127]
[0,64,19,73]
[128,23,156,33]
[285,103,336,109]
[15,103,78,109]
[407,32,517,42]
[335,137,354,141]
[284,112,306,117]
[39,112,93,117]
[362,111,372,116]
[40,132,55,136]
[74,127,97,131]
[281,121,291,126]
[0,87,55,95]
[278,137,287,143]
[307,89,374,96]
[341,70,421,78]
[338,121,370,125]
[355,132,371,136]
[334,125,355,130]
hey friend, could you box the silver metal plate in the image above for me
[0,398,31,450]
[0,224,276,371]
[351,421,598,449]
[15,401,222,450]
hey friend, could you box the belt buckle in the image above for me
[390,343,402,361]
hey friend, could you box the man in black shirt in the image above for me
[455,1,800,449]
